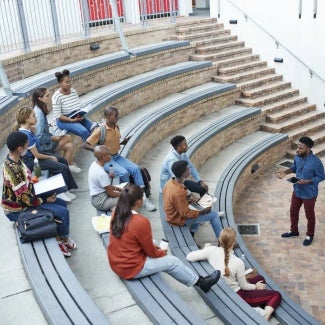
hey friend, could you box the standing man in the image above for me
[160,135,209,196]
[88,145,121,213]
[163,160,223,240]
[276,136,325,246]
[83,106,156,212]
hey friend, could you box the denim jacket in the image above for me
[291,151,325,199]
[34,106,55,152]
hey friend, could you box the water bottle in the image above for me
[33,157,41,177]
[109,164,114,185]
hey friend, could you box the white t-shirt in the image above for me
[88,161,110,196]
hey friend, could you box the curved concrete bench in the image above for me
[214,135,320,325]
[16,231,109,325]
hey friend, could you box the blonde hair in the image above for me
[219,227,236,276]
[13,107,33,131]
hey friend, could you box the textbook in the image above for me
[189,193,217,211]
[33,173,67,197]
[92,215,111,234]
[67,107,89,119]
[115,182,128,189]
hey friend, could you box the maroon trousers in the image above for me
[237,275,282,309]
[290,192,317,237]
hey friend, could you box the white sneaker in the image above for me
[144,197,156,212]
[65,191,76,200]
[57,192,72,202]
[69,164,81,173]
[253,307,266,317]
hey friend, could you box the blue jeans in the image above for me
[185,210,222,238]
[56,117,93,142]
[104,154,144,186]
[134,255,199,287]
[7,198,70,238]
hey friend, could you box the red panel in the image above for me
[87,0,124,21]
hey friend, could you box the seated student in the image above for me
[52,69,96,142]
[1,131,77,257]
[83,105,156,212]
[88,145,122,213]
[32,87,81,173]
[108,184,221,292]
[14,107,78,202]
[163,160,223,240]
[160,135,208,196]
[186,228,282,320]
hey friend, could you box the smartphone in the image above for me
[287,177,300,184]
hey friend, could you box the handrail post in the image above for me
[16,0,30,52]
[80,0,90,38]
[49,0,61,44]
[110,0,129,52]
[0,61,13,96]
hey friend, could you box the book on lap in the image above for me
[33,173,67,197]
[67,107,89,119]
[189,193,217,211]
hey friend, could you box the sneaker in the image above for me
[65,191,76,200]
[59,242,71,257]
[253,307,267,317]
[281,231,299,238]
[90,121,99,132]
[69,164,81,173]
[196,270,221,293]
[62,238,77,250]
[144,197,156,211]
[57,192,72,202]
[303,236,313,246]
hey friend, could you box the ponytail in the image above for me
[219,227,236,277]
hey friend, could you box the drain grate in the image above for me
[277,160,293,168]
[237,224,260,236]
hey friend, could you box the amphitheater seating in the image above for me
[0,95,19,113]
[16,231,109,325]
[100,232,206,325]
[214,134,321,325]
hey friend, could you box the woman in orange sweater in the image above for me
[108,184,220,292]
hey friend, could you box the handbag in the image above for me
[16,209,57,243]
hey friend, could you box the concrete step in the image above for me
[261,111,325,133]
[236,88,299,107]
[175,17,218,28]
[191,34,237,47]
[261,95,308,114]
[241,80,292,99]
[216,54,260,69]
[214,66,275,84]
[196,40,245,54]
[171,28,230,42]
[266,102,316,123]
[176,22,224,35]
[218,60,267,76]
[191,47,252,62]
[237,74,283,91]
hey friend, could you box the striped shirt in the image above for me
[52,88,82,118]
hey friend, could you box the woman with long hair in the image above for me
[52,69,96,142]
[186,227,282,320]
[13,107,78,202]
[32,87,81,173]
[108,184,220,292]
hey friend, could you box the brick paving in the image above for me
[234,158,325,324]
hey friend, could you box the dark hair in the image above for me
[32,88,48,115]
[6,131,28,151]
[170,135,185,149]
[104,106,118,118]
[55,69,70,83]
[299,136,314,148]
[171,160,188,178]
[111,184,144,238]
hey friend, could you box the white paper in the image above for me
[33,173,67,195]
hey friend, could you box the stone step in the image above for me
[237,73,283,90]
[196,40,245,54]
[216,54,260,69]
[236,88,299,107]
[286,119,325,140]
[191,47,252,62]
[266,102,316,123]
[191,34,237,47]
[261,95,308,114]
[214,66,275,84]
[261,111,325,133]
[241,80,292,99]
[175,17,218,27]
[171,28,230,42]
[218,60,267,76]
[176,22,224,35]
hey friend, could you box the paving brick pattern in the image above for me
[233,159,325,324]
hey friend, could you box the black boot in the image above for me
[196,270,221,293]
